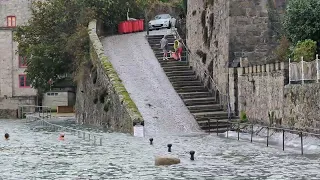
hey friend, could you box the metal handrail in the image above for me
[173,29,231,116]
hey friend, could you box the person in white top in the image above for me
[170,16,176,34]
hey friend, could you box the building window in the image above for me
[7,16,16,27]
[19,74,30,88]
[19,56,27,67]
[47,92,58,96]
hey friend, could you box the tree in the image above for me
[283,0,320,44]
[14,0,140,92]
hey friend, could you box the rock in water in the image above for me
[155,156,181,166]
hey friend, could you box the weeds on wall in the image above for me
[274,36,291,62]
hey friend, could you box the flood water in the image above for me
[1,119,320,180]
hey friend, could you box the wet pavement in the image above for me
[1,119,320,180]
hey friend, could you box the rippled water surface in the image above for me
[1,119,320,180]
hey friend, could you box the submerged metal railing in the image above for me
[19,105,52,119]
[173,29,232,118]
[208,120,320,155]
[25,114,103,146]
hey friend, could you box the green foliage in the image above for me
[293,39,317,62]
[274,36,291,62]
[283,0,320,44]
[240,111,248,123]
[14,0,142,92]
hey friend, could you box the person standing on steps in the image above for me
[177,39,183,61]
[160,35,169,61]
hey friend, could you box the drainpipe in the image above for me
[11,30,14,98]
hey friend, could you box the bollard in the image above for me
[226,122,229,138]
[190,151,195,161]
[88,134,91,141]
[149,138,153,145]
[94,136,96,145]
[167,144,172,152]
[100,138,102,146]
[83,132,85,140]
[78,131,80,137]
[207,119,210,134]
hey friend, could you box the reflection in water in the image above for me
[1,119,320,179]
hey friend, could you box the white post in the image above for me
[289,58,291,84]
[316,54,319,83]
[301,56,304,85]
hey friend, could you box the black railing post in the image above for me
[300,132,303,155]
[227,122,229,138]
[267,127,269,147]
[216,119,219,136]
[251,124,253,143]
[237,122,240,141]
[282,129,285,151]
[208,119,210,134]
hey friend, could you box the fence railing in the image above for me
[289,54,320,84]
[173,29,231,116]
[19,105,52,119]
[208,119,320,155]
[26,114,104,146]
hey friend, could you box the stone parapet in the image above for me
[237,62,288,76]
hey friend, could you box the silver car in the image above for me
[148,14,176,30]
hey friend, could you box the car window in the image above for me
[154,14,170,20]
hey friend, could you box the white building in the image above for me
[0,0,37,118]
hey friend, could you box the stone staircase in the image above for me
[147,34,234,133]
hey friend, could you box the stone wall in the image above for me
[230,62,288,124]
[186,0,230,96]
[0,96,36,118]
[186,0,278,97]
[283,84,320,131]
[75,20,143,134]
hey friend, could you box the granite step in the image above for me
[184,97,216,106]
[163,66,190,71]
[166,70,195,76]
[187,104,222,113]
[171,80,203,87]
[168,75,198,81]
[175,86,207,93]
[178,92,212,99]
[193,111,229,119]
[160,61,189,66]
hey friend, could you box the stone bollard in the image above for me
[167,144,172,152]
[190,151,195,161]
[149,138,153,145]
[155,156,180,166]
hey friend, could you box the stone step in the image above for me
[178,92,212,99]
[163,66,190,71]
[160,61,189,66]
[163,67,192,73]
[171,80,203,87]
[168,75,198,81]
[199,123,230,130]
[175,86,208,93]
[184,97,216,106]
[187,104,222,113]
[193,111,229,119]
[166,70,195,77]
[149,42,174,47]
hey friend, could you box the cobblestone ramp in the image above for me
[101,31,200,136]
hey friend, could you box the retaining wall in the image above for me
[74,20,143,134]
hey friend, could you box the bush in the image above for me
[293,39,317,62]
[274,36,291,62]
[240,111,248,123]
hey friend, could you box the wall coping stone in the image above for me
[234,62,288,75]
[88,20,143,125]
